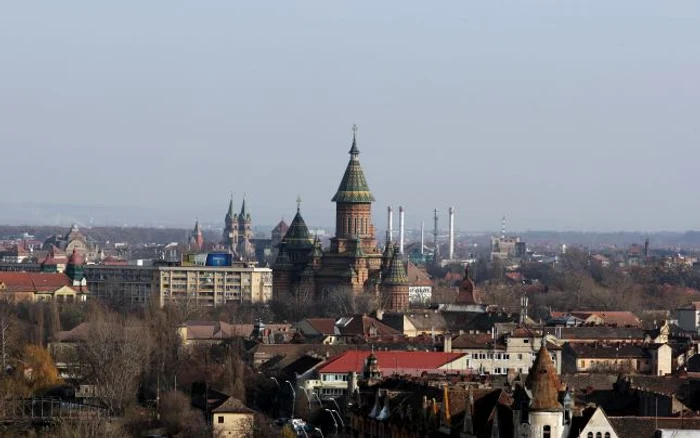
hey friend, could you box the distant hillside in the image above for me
[0,225,204,245]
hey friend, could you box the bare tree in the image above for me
[160,390,209,438]
[72,310,152,414]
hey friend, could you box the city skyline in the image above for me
[2,2,699,231]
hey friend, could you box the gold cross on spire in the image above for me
[296,195,302,212]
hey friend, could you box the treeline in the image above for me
[477,248,700,321]
[0,300,281,437]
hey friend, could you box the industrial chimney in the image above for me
[399,206,405,255]
[448,206,455,260]
[433,209,439,261]
[387,206,393,244]
[420,221,425,255]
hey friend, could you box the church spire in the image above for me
[240,193,248,217]
[349,123,360,158]
[332,125,375,203]
[227,193,234,218]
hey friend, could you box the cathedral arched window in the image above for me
[587,433,593,438]
[604,433,610,438]
[543,426,551,438]
[596,433,602,438]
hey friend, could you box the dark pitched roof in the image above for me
[608,417,700,438]
[336,315,402,338]
[566,343,649,359]
[282,208,313,249]
[300,318,336,335]
[544,326,646,340]
[331,133,375,203]
[211,396,253,414]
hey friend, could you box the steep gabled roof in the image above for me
[331,132,375,203]
[212,396,253,414]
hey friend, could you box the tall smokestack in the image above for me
[433,209,439,261]
[420,221,425,255]
[448,206,455,260]
[387,206,393,244]
[399,206,405,255]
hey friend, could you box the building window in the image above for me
[543,425,551,438]
[218,416,224,424]
[596,433,602,438]
[587,433,593,438]
[604,433,610,438]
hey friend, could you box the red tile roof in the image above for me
[303,318,337,335]
[406,262,432,286]
[0,272,73,293]
[318,350,466,375]
[335,315,402,338]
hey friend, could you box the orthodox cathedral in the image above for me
[273,129,409,311]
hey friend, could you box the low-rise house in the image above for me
[544,326,647,344]
[212,397,254,438]
[447,327,563,375]
[676,302,700,333]
[548,311,642,328]
[378,310,447,338]
[303,350,469,398]
[0,251,89,303]
[294,315,405,345]
[406,261,432,304]
[177,320,292,345]
[562,342,672,375]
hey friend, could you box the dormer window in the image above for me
[543,425,551,438]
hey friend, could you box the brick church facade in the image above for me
[272,130,409,311]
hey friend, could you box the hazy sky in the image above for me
[1,2,699,232]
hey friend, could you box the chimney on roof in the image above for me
[443,332,452,353]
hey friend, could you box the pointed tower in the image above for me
[381,245,409,311]
[330,125,377,254]
[190,219,204,250]
[272,198,314,299]
[522,345,568,438]
[223,195,237,250]
[237,195,253,245]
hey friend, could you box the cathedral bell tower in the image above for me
[330,125,377,254]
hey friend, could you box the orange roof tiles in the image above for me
[318,350,466,375]
[0,272,72,293]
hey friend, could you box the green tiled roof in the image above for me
[283,207,313,249]
[383,246,408,285]
[331,135,375,203]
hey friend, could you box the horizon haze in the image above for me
[1,2,699,232]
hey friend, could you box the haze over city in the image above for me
[2,1,699,231]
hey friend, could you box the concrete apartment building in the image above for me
[85,261,272,307]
